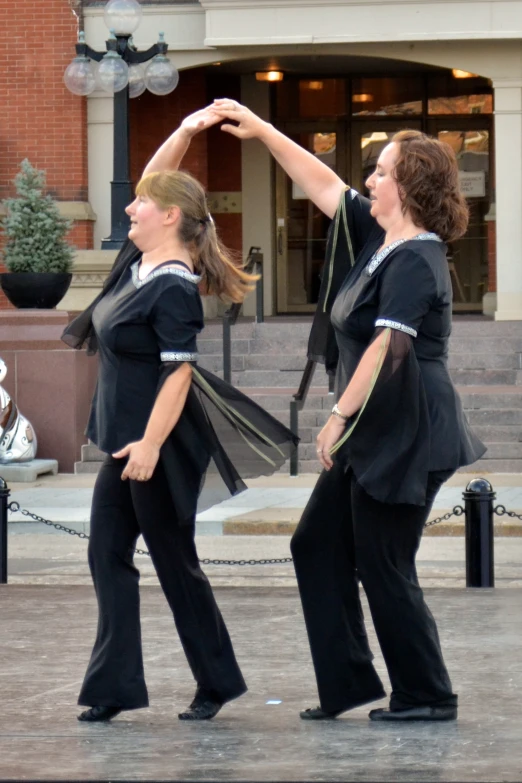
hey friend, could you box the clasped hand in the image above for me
[316,416,346,471]
[112,439,160,482]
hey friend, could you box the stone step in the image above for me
[449,321,522,336]
[461,458,522,472]
[74,461,103,474]
[200,322,257,339]
[237,368,520,387]
[199,337,522,359]
[198,355,242,373]
[232,370,330,388]
[449,369,519,385]
[238,393,330,412]
[200,317,522,338]
[236,352,522,373]
[198,338,250,355]
[80,442,104,462]
[471,424,522,442]
[196,361,520,387]
[447,353,521,370]
[466,409,522,425]
[299,423,522,445]
[479,442,522,458]
[458,388,522,409]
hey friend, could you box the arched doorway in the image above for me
[260,57,492,313]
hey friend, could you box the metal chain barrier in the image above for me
[7,500,466,566]
[7,502,293,565]
[494,505,522,522]
[424,505,464,528]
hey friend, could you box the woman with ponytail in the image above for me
[62,107,297,724]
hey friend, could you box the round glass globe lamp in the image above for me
[104,0,143,36]
[144,54,179,96]
[128,63,146,98]
[97,51,129,94]
[64,55,97,96]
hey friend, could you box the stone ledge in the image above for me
[222,508,522,536]
[0,459,58,483]
[0,201,96,221]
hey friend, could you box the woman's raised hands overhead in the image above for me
[180,105,225,138]
[212,99,267,140]
[212,98,346,219]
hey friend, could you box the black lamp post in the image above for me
[64,0,179,249]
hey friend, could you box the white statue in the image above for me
[0,357,37,463]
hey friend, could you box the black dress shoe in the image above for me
[78,705,122,722]
[299,706,342,720]
[178,689,225,721]
[369,705,457,722]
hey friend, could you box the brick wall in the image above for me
[129,69,208,188]
[0,0,90,309]
[207,73,242,255]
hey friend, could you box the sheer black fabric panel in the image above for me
[336,327,431,506]
[157,362,299,524]
[307,189,382,374]
[61,239,141,355]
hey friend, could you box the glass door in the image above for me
[275,123,347,313]
[351,120,422,194]
[427,119,492,311]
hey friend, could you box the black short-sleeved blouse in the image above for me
[88,260,203,454]
[73,248,298,523]
[309,188,485,505]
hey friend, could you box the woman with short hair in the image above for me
[212,101,485,722]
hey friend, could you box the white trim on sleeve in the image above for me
[375,318,417,338]
[160,352,198,362]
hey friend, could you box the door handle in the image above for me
[277,227,284,255]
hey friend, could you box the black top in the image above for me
[310,188,485,505]
[88,260,203,453]
[68,243,298,523]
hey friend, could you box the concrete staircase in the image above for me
[76,317,522,474]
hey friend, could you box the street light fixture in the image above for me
[63,0,179,249]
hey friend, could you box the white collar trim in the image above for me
[131,261,201,288]
[366,233,442,276]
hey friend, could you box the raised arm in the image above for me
[142,106,222,177]
[212,99,347,219]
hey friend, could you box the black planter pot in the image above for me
[0,272,73,309]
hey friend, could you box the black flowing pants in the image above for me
[290,463,457,714]
[78,456,247,709]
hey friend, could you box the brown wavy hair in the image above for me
[135,170,258,303]
[391,130,469,243]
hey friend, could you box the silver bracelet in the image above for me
[331,403,349,421]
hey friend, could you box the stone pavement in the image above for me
[3,470,522,782]
[1,584,522,782]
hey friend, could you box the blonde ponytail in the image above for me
[135,170,258,303]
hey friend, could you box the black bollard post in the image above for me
[463,477,495,588]
[0,476,9,584]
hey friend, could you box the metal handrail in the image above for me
[222,247,263,384]
[289,359,335,476]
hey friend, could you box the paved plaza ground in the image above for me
[1,582,522,782]
[2,471,522,782]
